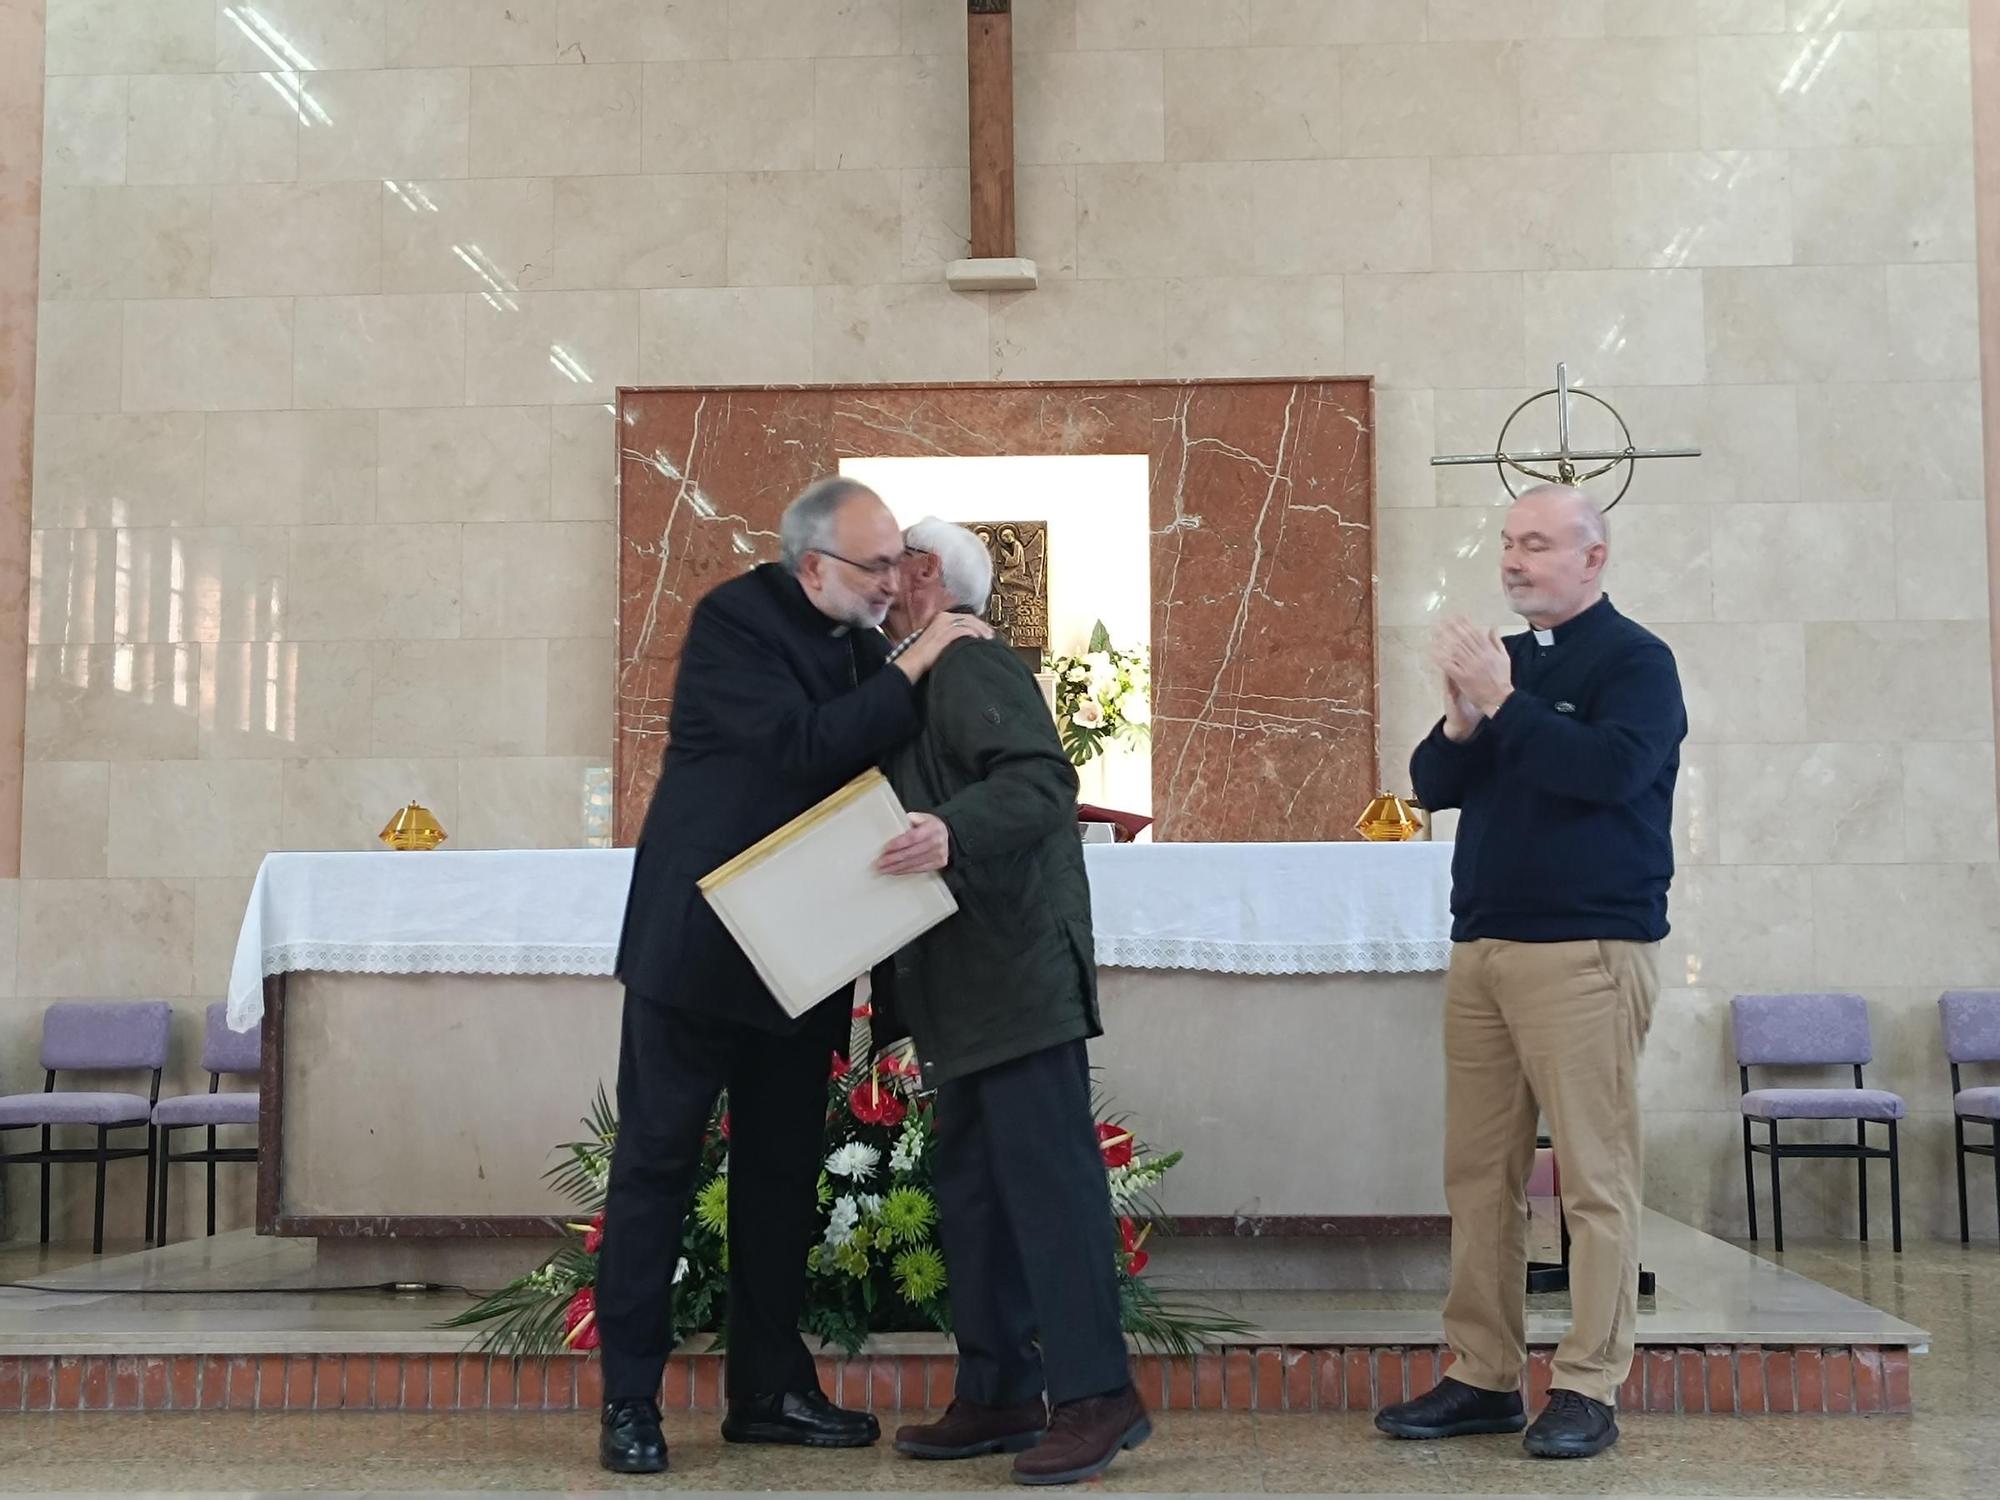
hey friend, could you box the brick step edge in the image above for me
[0,1344,1912,1415]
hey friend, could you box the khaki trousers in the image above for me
[1440,937,1659,1408]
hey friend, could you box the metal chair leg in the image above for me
[1887,1119,1903,1253]
[143,1125,158,1247]
[157,1126,174,1247]
[92,1125,110,1256]
[1857,1119,1869,1243]
[206,1125,218,1237]
[1769,1121,1785,1255]
[39,1126,51,1245]
[1743,1118,1758,1241]
[1956,1117,1971,1243]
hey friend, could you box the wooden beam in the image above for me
[967,0,1016,260]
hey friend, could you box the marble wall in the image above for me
[2,0,1994,1242]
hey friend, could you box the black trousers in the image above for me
[931,1039,1131,1408]
[596,988,845,1404]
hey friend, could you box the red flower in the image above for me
[829,1051,851,1082]
[1097,1122,1135,1170]
[582,1212,604,1255]
[719,1110,731,1142]
[848,1073,906,1128]
[563,1286,600,1350]
[1118,1217,1151,1277]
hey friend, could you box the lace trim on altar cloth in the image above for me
[1093,935,1452,975]
[260,941,619,979]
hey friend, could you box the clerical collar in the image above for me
[1529,595,1614,648]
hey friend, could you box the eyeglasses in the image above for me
[815,548,904,579]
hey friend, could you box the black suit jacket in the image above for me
[615,563,919,1031]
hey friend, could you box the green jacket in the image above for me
[880,633,1099,1088]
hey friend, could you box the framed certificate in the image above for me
[698,769,958,1018]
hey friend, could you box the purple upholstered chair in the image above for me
[1732,992,1905,1254]
[152,1003,261,1244]
[1939,990,2000,1245]
[0,1001,171,1254]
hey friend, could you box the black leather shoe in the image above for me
[599,1397,668,1473]
[721,1388,881,1448]
[1523,1388,1618,1458]
[1375,1376,1527,1439]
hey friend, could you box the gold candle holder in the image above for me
[1355,792,1424,842]
[380,801,447,851]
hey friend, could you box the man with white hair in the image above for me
[874,519,1151,1487]
[1376,484,1685,1460]
[598,478,988,1474]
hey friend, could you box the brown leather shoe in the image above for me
[895,1398,1048,1459]
[1011,1385,1152,1486]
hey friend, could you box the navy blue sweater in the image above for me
[1410,598,1686,944]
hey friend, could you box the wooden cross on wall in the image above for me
[950,1,1039,292]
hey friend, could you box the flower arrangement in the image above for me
[1046,621,1151,768]
[445,1046,1242,1359]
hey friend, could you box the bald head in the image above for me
[1499,484,1609,628]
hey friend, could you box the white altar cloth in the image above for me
[227,842,1455,1031]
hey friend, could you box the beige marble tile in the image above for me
[1373,505,1515,629]
[215,0,387,71]
[1521,36,1701,151]
[1797,380,1983,504]
[641,59,815,172]
[1431,384,1539,505]
[0,887,18,999]
[815,283,988,382]
[35,300,125,415]
[1790,144,1975,264]
[1886,261,1980,380]
[1076,164,1254,279]
[546,636,615,756]
[124,72,301,186]
[1608,148,1795,267]
[1343,42,1521,157]
[1895,501,1990,620]
[725,170,901,286]
[1373,389,1437,510]
[1009,0,1078,51]
[381,177,555,296]
[107,760,283,878]
[1522,269,1707,385]
[1703,264,1891,382]
[1715,741,1906,864]
[1345,273,1525,390]
[1804,620,1993,741]
[43,75,128,186]
[551,404,617,521]
[199,641,375,759]
[1596,503,1715,622]
[31,525,291,646]
[25,645,202,761]
[1653,620,1809,742]
[293,293,465,410]
[1607,0,1788,33]
[1638,988,1740,1113]
[209,182,384,297]
[42,185,211,300]
[280,756,460,851]
[454,756,609,847]
[388,0,561,65]
[193,875,256,997]
[726,0,901,57]
[1162,276,1342,380]
[15,878,196,998]
[1165,46,1340,161]
[47,0,213,74]
[285,523,462,641]
[30,412,205,529]
[1878,26,1974,145]
[1429,0,1607,37]
[1902,741,1998,864]
[297,68,470,181]
[1015,51,1164,164]
[470,63,643,177]
[204,409,378,527]
[899,168,973,279]
[121,296,294,412]
[1813,863,2000,986]
[899,0,966,54]
[377,406,551,524]
[815,54,966,171]
[1674,739,1719,866]
[1077,0,1249,47]
[1789,0,1967,24]
[465,289,638,406]
[1662,864,1816,991]
[370,639,549,757]
[20,762,110,880]
[463,521,615,638]
[551,174,726,289]
[639,286,815,383]
[1431,155,1618,271]
[1250,158,1431,274]
[1248,0,1426,44]
[1711,501,1895,622]
[1590,381,1799,505]
[557,0,730,62]
[1698,32,1882,148]
[989,278,1163,381]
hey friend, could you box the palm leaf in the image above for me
[1118,1275,1252,1357]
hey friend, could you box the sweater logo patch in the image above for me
[1555,701,1576,714]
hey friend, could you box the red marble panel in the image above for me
[617,380,1377,843]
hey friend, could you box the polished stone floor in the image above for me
[0,1236,1989,1496]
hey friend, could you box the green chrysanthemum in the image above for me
[893,1246,948,1303]
[880,1186,937,1245]
[694,1176,729,1235]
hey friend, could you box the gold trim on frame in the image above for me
[698,769,890,892]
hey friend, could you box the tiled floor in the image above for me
[0,1235,1990,1496]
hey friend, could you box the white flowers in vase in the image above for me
[1046,621,1152,768]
